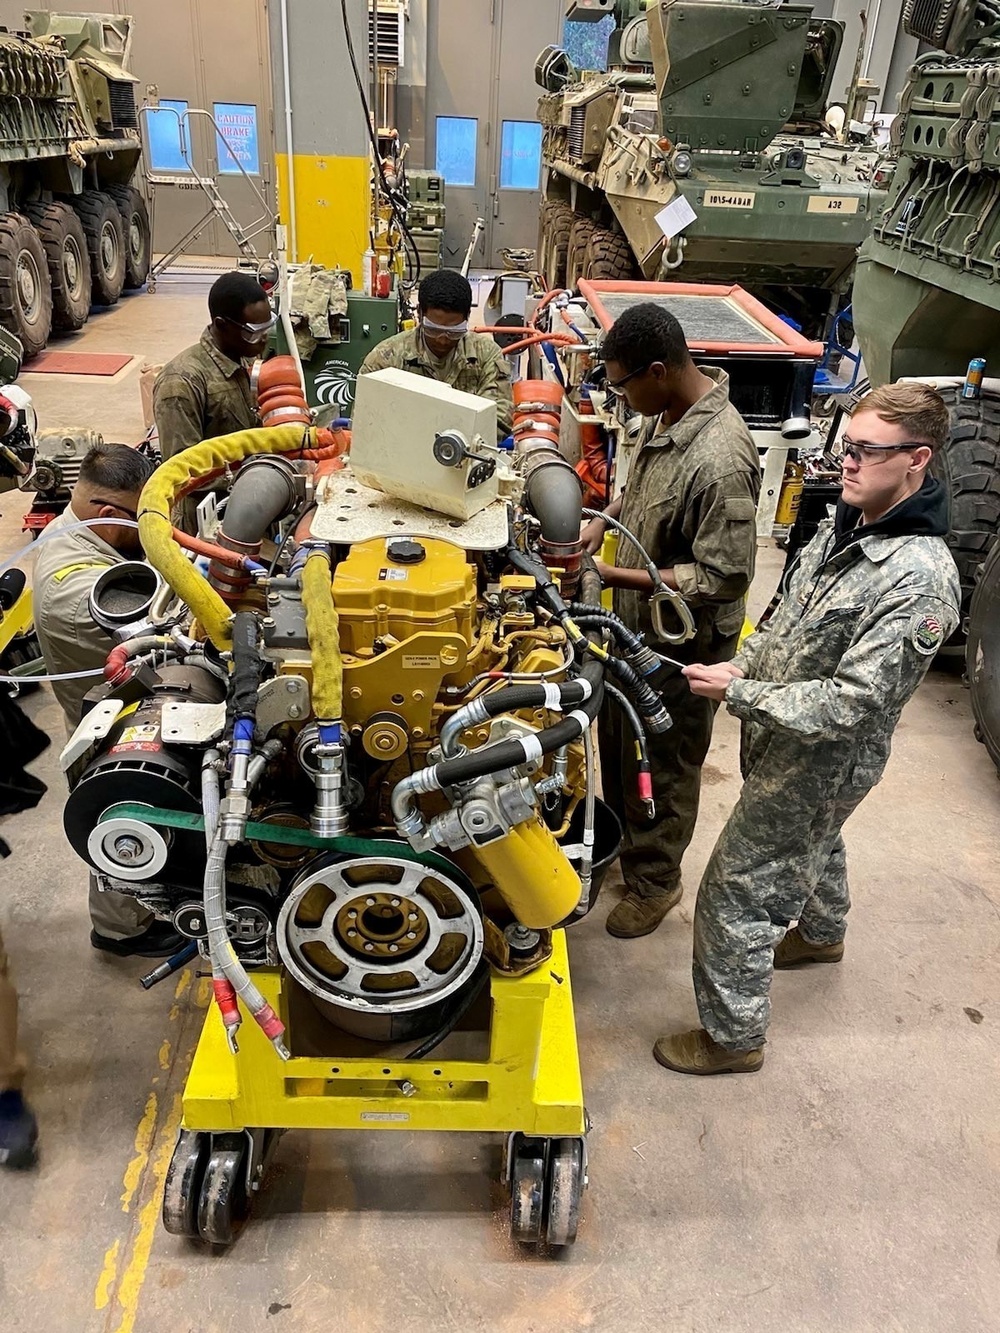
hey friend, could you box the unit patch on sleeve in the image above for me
[910,612,944,655]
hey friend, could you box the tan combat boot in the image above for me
[652,1029,764,1076]
[605,885,682,938]
[774,926,844,969]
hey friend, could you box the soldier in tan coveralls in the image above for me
[583,303,761,939]
[154,271,273,531]
[655,383,961,1075]
[359,269,513,441]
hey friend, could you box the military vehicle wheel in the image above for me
[932,386,1000,654]
[26,202,91,332]
[538,201,573,290]
[584,227,634,281]
[0,213,52,359]
[74,191,126,306]
[106,185,151,289]
[566,218,596,288]
[967,537,1000,776]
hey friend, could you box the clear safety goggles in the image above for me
[420,316,469,340]
[222,313,278,337]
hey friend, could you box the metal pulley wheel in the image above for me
[87,812,170,881]
[276,852,484,1041]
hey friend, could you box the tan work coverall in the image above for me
[599,368,761,899]
[33,508,152,940]
[153,328,260,531]
[358,327,514,441]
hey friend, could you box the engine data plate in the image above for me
[310,466,511,550]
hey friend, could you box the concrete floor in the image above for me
[2,284,1000,1333]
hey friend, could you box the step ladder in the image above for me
[140,103,277,290]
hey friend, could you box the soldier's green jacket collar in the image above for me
[200,327,248,380]
[647,367,731,451]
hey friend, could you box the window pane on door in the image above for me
[499,121,543,191]
[435,116,477,187]
[214,102,260,175]
[146,99,191,173]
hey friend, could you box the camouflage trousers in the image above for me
[693,727,876,1050]
[599,657,731,899]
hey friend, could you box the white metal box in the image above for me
[349,368,499,521]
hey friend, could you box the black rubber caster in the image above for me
[162,1127,278,1246]
[506,1132,587,1250]
[544,1137,585,1248]
[162,1129,209,1238]
[509,1133,547,1244]
[196,1132,252,1245]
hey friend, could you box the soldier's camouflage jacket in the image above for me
[727,486,960,785]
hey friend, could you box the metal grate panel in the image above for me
[597,293,782,345]
[108,79,137,129]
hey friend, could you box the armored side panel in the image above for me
[854,52,1000,383]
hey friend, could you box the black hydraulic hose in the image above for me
[570,612,644,653]
[602,652,671,733]
[226,610,264,735]
[432,678,604,789]
[506,542,567,619]
[603,680,654,818]
[404,959,490,1060]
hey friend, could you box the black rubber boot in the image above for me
[0,1089,39,1169]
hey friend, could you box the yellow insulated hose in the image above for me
[301,548,343,722]
[137,425,319,648]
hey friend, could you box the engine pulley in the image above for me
[276,852,483,1041]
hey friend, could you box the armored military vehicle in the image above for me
[851,0,1000,674]
[848,0,1000,758]
[535,0,884,337]
[0,11,150,357]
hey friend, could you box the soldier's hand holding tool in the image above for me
[682,661,744,701]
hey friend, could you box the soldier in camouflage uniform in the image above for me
[654,383,961,1075]
[583,303,760,939]
[358,269,513,440]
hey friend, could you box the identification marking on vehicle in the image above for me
[703,190,755,209]
[807,195,859,214]
[378,567,408,581]
[402,654,441,670]
[361,1111,410,1122]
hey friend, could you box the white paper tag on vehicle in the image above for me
[654,195,698,239]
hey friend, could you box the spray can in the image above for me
[963,357,986,400]
[361,247,374,297]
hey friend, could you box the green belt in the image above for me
[98,801,468,883]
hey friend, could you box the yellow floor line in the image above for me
[120,1092,158,1213]
[110,1093,184,1333]
[93,963,205,1330]
[94,1239,120,1311]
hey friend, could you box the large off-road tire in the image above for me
[73,191,126,306]
[566,218,596,289]
[106,184,151,290]
[931,385,1000,653]
[25,201,91,332]
[966,536,1000,775]
[537,201,573,290]
[0,212,52,359]
[583,226,635,281]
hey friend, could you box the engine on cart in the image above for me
[61,367,687,1055]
